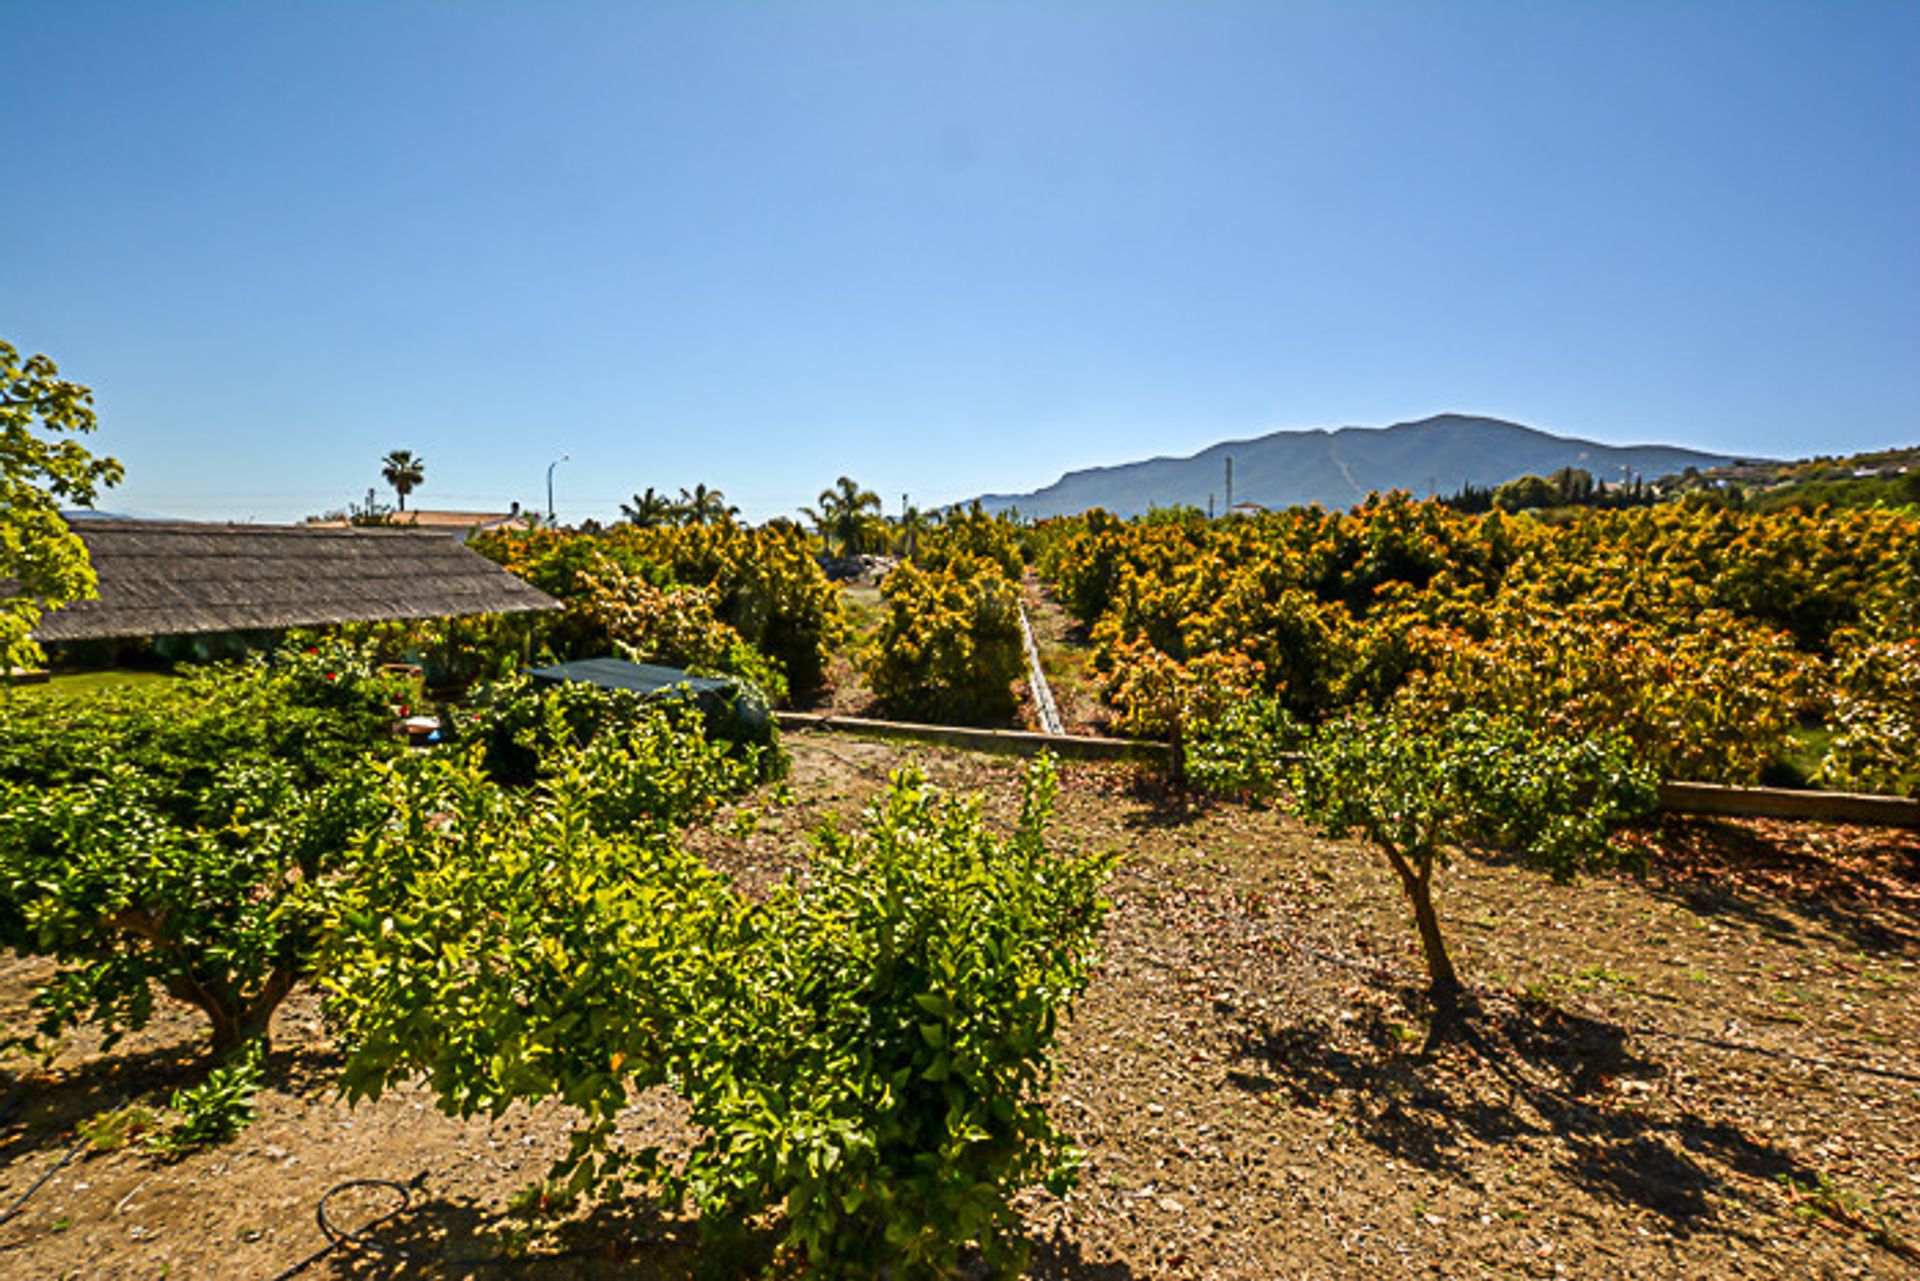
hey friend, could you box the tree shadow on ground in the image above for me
[1225,993,1812,1232]
[1025,1230,1142,1280]
[0,1043,204,1167]
[314,1182,705,1279]
[1118,772,1213,833]
[1632,817,1919,957]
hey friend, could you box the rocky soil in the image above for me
[3,736,1916,1278]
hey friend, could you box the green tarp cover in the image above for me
[526,657,733,697]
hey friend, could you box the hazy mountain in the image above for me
[972,414,1747,518]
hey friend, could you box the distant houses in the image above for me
[304,503,534,540]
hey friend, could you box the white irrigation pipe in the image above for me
[1017,601,1065,737]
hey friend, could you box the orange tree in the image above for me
[473,520,844,697]
[1041,495,1918,786]
[318,751,1110,1275]
[0,644,410,1054]
[866,554,1024,724]
[1196,703,1656,1035]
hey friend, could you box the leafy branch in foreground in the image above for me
[1,338,124,671]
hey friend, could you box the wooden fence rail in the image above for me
[773,712,1920,828]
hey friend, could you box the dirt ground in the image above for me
[3,736,1917,1279]
[1018,571,1111,737]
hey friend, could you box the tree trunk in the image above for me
[1381,844,1464,1021]
[168,962,298,1057]
[1403,874,1463,1009]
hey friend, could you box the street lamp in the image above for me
[546,453,570,524]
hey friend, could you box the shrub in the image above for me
[473,523,844,696]
[674,756,1113,1274]
[865,558,1024,724]
[457,674,780,789]
[318,753,1111,1277]
[0,649,402,1054]
[1819,634,1920,795]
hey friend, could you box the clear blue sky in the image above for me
[5,1,1916,524]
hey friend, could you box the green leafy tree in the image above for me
[805,476,883,556]
[380,448,425,511]
[676,757,1112,1274]
[620,486,680,528]
[1246,708,1656,1035]
[0,644,409,1054]
[317,750,1107,1276]
[1492,473,1558,512]
[866,558,1024,724]
[1,340,123,671]
[678,482,739,526]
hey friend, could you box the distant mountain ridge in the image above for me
[972,414,1748,518]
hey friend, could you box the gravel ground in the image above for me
[3,736,1915,1278]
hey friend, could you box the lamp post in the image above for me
[546,453,570,524]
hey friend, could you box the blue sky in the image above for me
[4,1,1916,524]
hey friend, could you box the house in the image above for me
[31,520,557,649]
[304,503,534,540]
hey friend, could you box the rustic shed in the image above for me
[30,520,558,643]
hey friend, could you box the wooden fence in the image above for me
[774,712,1920,828]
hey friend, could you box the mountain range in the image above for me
[972,414,1747,518]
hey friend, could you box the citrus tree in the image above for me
[1199,705,1656,1037]
[1,339,123,671]
[865,556,1024,724]
[318,751,1110,1275]
[0,644,410,1053]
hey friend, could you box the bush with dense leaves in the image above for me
[913,506,1026,579]
[317,753,1110,1276]
[0,646,409,1054]
[865,557,1024,725]
[473,522,843,696]
[456,674,781,787]
[1818,632,1920,795]
[1040,496,1920,785]
[675,756,1111,1275]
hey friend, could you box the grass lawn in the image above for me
[11,669,179,697]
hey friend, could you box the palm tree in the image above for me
[895,500,929,559]
[380,450,425,512]
[678,483,739,526]
[804,476,882,555]
[621,487,679,528]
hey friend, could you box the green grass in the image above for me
[8,669,178,697]
[838,584,886,643]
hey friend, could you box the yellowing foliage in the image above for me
[1036,495,1920,789]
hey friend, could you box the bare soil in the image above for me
[1018,572,1111,737]
[4,737,1917,1279]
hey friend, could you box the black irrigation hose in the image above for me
[266,1171,656,1280]
[1257,922,1920,1085]
[0,1135,87,1228]
[0,1087,134,1230]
